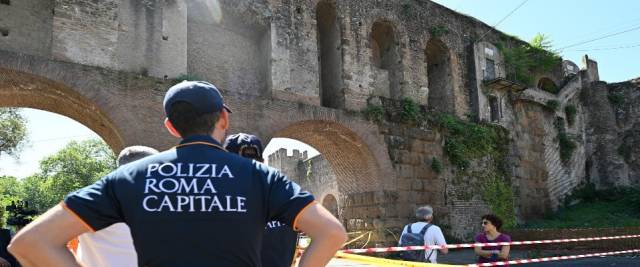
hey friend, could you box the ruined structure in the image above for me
[0,0,637,243]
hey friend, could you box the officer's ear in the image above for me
[217,110,229,131]
[164,118,182,138]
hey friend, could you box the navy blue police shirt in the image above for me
[262,221,298,267]
[64,135,315,267]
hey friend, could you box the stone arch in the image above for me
[316,0,344,109]
[0,67,124,151]
[269,120,384,194]
[425,38,454,113]
[537,77,558,93]
[321,193,339,218]
[371,20,402,99]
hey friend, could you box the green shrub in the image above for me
[565,105,577,126]
[400,97,422,124]
[558,133,576,162]
[434,114,504,169]
[363,103,385,123]
[429,25,449,38]
[431,157,443,174]
[546,100,560,111]
[482,176,516,229]
[499,33,562,86]
[618,144,631,162]
[608,91,625,108]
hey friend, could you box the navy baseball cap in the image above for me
[163,80,232,116]
[224,133,264,161]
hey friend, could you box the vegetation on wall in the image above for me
[565,105,577,126]
[429,25,449,38]
[482,176,517,229]
[608,91,625,108]
[554,117,576,163]
[400,97,423,125]
[431,157,443,174]
[433,114,505,170]
[618,143,632,162]
[433,114,516,227]
[498,33,562,86]
[363,103,385,123]
[545,100,560,111]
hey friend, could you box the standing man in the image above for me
[9,81,347,267]
[75,146,159,267]
[224,133,299,267]
[398,205,448,263]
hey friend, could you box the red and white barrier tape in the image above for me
[466,249,640,266]
[339,234,640,254]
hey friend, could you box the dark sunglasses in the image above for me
[482,220,491,225]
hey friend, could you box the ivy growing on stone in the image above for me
[400,97,422,125]
[431,157,443,174]
[482,176,517,229]
[546,100,560,111]
[363,103,385,123]
[565,105,577,126]
[429,25,449,38]
[433,114,505,170]
[608,91,625,108]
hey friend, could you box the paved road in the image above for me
[328,250,640,266]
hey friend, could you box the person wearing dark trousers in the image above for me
[224,133,300,267]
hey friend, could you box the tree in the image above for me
[0,176,22,227]
[0,108,28,157]
[22,139,116,212]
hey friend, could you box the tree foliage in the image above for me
[0,139,116,215]
[0,108,28,157]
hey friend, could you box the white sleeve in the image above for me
[434,226,447,245]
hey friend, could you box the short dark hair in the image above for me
[482,214,503,230]
[168,101,220,137]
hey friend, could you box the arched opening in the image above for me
[322,194,339,218]
[425,38,454,113]
[0,67,124,151]
[371,21,402,99]
[537,77,559,94]
[316,0,344,109]
[264,138,340,219]
[265,120,389,232]
[0,107,117,221]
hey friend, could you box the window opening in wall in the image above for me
[489,96,500,122]
[317,0,344,109]
[485,58,496,80]
[0,28,9,37]
[371,21,401,99]
[425,39,454,113]
[0,0,9,6]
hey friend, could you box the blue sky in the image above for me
[432,0,640,82]
[2,1,638,178]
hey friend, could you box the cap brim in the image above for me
[223,104,232,113]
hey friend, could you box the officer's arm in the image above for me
[295,202,348,267]
[9,204,87,267]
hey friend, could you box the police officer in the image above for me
[224,133,299,267]
[9,81,347,267]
